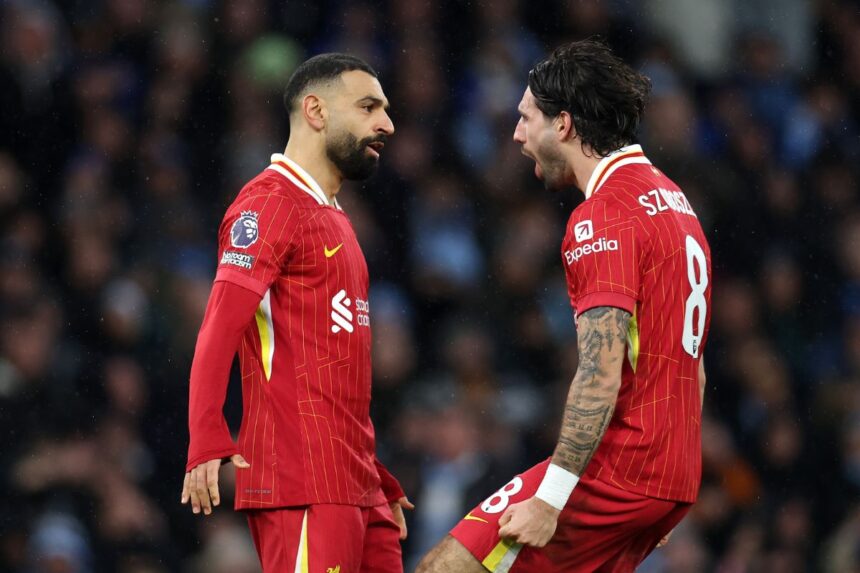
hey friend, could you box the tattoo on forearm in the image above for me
[552,307,631,475]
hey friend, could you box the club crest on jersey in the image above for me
[230,211,259,249]
[574,220,594,242]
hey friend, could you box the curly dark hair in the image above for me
[528,39,651,157]
[283,53,377,115]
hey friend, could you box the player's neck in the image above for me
[573,153,602,198]
[281,142,343,203]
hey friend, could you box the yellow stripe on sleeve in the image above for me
[627,305,640,372]
[255,290,274,381]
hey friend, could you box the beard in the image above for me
[325,130,386,181]
[529,133,572,192]
[536,147,569,192]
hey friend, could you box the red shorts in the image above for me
[246,503,402,573]
[451,459,691,573]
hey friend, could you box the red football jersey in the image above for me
[562,145,712,503]
[212,154,384,509]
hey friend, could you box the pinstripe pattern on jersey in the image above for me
[563,155,711,503]
[217,162,384,510]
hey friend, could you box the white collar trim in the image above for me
[584,144,651,199]
[268,153,340,209]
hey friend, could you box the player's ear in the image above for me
[302,94,327,131]
[556,111,574,142]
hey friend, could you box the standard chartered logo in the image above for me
[331,289,354,333]
[330,289,370,333]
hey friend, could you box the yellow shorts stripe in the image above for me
[294,509,308,573]
[482,539,521,573]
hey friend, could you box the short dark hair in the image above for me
[528,39,651,157]
[283,53,378,115]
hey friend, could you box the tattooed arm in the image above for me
[498,306,630,547]
[551,306,631,475]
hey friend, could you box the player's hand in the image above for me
[657,528,674,548]
[181,454,249,516]
[390,496,415,540]
[498,496,560,547]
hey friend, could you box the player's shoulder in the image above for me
[225,167,323,222]
[567,167,669,245]
[587,160,700,222]
[235,169,313,206]
[571,187,640,228]
[599,162,666,206]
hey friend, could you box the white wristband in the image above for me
[535,463,580,510]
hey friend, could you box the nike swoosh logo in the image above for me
[324,243,344,258]
[464,512,488,524]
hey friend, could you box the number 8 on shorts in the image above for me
[481,477,524,514]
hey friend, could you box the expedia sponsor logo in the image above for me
[565,237,619,264]
[574,220,593,242]
[220,251,255,269]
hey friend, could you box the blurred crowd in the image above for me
[1,0,859,571]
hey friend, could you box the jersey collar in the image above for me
[583,144,651,199]
[267,153,342,210]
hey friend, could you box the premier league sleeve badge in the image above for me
[230,211,260,249]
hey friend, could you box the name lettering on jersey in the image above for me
[638,188,697,218]
[220,251,255,269]
[331,289,370,333]
[565,237,619,264]
[230,210,260,248]
[574,220,594,242]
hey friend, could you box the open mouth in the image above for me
[366,141,384,158]
[519,148,541,178]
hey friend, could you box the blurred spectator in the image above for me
[29,512,93,573]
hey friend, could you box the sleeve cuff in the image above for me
[186,446,240,473]
[382,481,405,503]
[375,460,406,503]
[576,291,637,315]
[215,267,269,297]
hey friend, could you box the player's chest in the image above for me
[287,209,369,289]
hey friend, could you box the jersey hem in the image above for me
[584,465,698,504]
[234,489,387,511]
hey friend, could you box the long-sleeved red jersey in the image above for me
[187,154,402,509]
